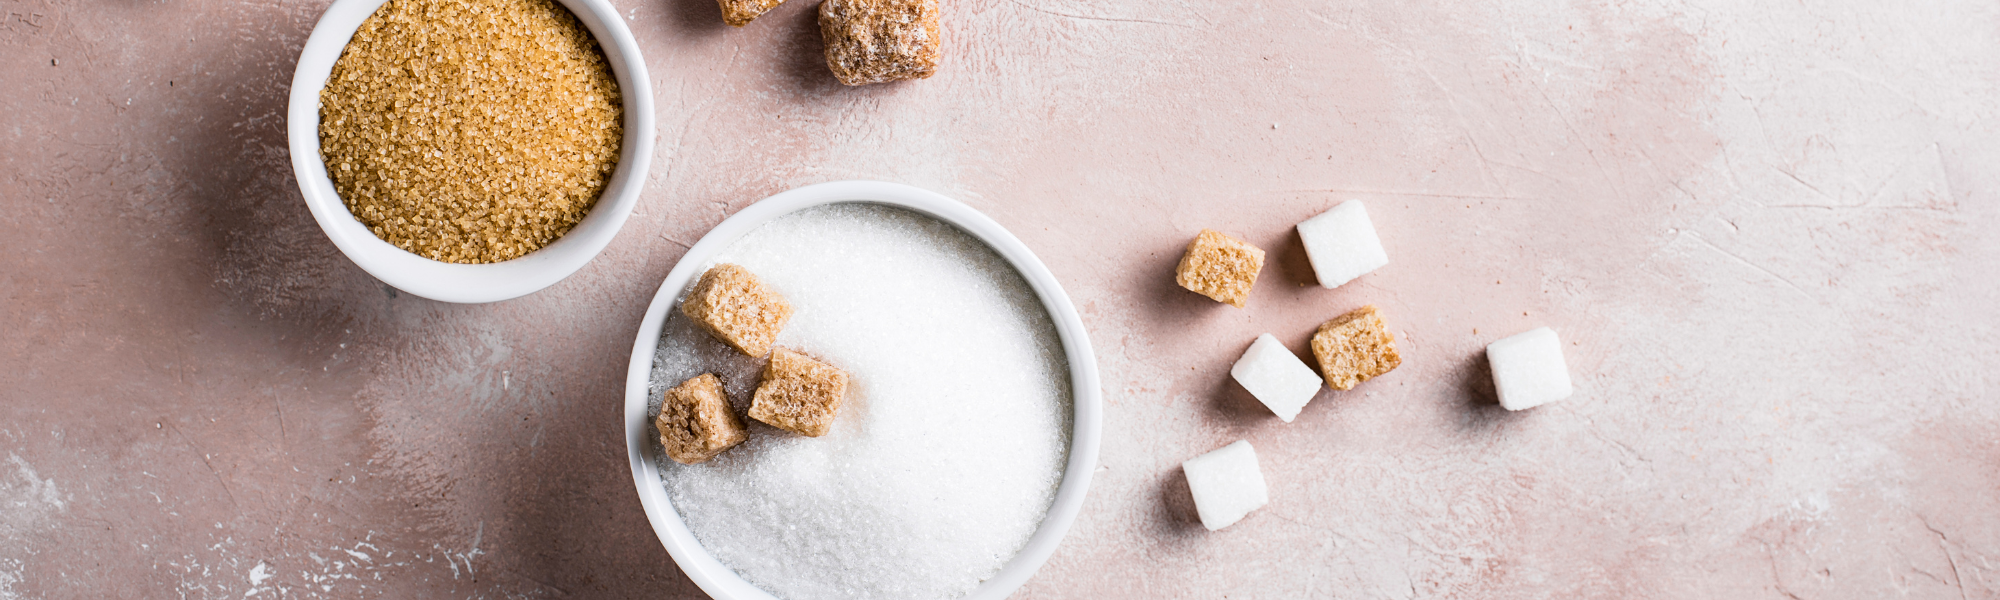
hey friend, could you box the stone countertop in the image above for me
[3,0,1997,597]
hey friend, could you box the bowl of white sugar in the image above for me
[622,181,1102,600]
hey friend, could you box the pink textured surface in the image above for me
[3,0,1998,597]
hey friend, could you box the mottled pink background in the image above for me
[3,0,1998,598]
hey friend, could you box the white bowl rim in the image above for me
[286,0,656,304]
[622,180,1104,600]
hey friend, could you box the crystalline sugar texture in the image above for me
[1487,326,1574,410]
[1230,333,1322,422]
[1297,200,1389,289]
[1182,440,1269,531]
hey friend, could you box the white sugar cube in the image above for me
[1297,200,1389,289]
[1182,440,1268,531]
[1230,333,1322,422]
[1487,327,1574,410]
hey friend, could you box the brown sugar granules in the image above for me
[318,0,623,264]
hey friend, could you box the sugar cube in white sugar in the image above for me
[649,205,1073,600]
[1182,440,1269,531]
[1297,200,1389,289]
[1487,327,1574,410]
[1230,333,1323,422]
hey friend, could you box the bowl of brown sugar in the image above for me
[288,0,654,303]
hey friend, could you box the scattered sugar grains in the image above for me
[648,204,1071,600]
[318,0,623,264]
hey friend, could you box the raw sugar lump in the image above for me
[1297,200,1388,289]
[681,263,794,358]
[1487,327,1574,411]
[717,0,787,26]
[656,373,750,465]
[1175,229,1266,308]
[1311,304,1402,391]
[1231,334,1322,423]
[748,347,849,437]
[819,0,942,86]
[1182,440,1269,531]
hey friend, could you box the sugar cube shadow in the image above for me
[1157,467,1205,533]
[777,2,841,91]
[1204,333,1344,426]
[776,2,916,94]
[673,0,850,92]
[1207,375,1278,424]
[670,0,733,36]
[1145,240,1244,327]
[1455,349,1519,432]
[1272,228,1318,288]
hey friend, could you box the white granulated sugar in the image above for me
[1181,440,1268,531]
[1296,200,1389,289]
[1229,333,1321,423]
[1486,326,1574,411]
[648,203,1072,600]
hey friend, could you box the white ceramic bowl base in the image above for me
[287,0,656,304]
[623,181,1103,600]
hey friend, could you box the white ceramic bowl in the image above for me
[623,181,1103,600]
[287,0,655,304]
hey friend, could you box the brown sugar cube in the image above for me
[655,374,750,465]
[818,0,942,86]
[1311,305,1403,391]
[1174,229,1266,308]
[681,264,794,357]
[718,0,787,27]
[748,348,848,437]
